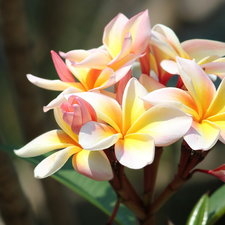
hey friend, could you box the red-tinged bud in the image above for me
[208,164,225,182]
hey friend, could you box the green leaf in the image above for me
[0,144,136,225]
[207,185,225,225]
[186,193,209,225]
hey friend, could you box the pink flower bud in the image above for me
[209,164,225,182]
[61,96,97,135]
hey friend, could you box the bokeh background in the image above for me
[1,0,225,224]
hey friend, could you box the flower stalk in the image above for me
[145,141,209,224]
[106,200,120,225]
[144,147,163,208]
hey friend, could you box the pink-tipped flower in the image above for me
[103,10,151,64]
[61,96,97,135]
[143,57,225,150]
[66,78,192,169]
[26,51,86,92]
[59,10,151,89]
[14,106,112,181]
[150,24,225,86]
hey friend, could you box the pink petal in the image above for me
[44,87,82,112]
[14,130,78,157]
[65,92,122,132]
[152,24,185,58]
[115,133,154,169]
[209,170,225,183]
[76,97,97,121]
[61,95,97,135]
[209,164,225,182]
[51,50,75,82]
[201,62,225,75]
[211,164,225,172]
[62,104,82,135]
[103,13,128,58]
[54,107,78,142]
[72,150,113,181]
[70,51,112,70]
[109,52,139,73]
[34,146,79,178]
[59,50,91,62]
[116,69,132,105]
[150,34,178,60]
[123,10,151,54]
[181,39,225,62]
[184,120,220,150]
[139,45,150,75]
[79,121,122,150]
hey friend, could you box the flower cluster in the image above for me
[15,10,225,182]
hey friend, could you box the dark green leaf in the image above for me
[207,185,225,225]
[0,144,135,225]
[186,193,209,225]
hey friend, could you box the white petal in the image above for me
[34,146,78,178]
[14,130,77,157]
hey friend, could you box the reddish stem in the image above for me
[106,200,120,225]
[145,141,209,223]
[181,151,202,179]
[148,175,187,218]
[190,168,210,177]
[123,174,143,207]
[108,180,147,221]
[144,147,163,208]
[107,146,147,221]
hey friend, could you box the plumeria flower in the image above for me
[150,24,225,85]
[143,57,225,150]
[27,51,131,94]
[60,10,151,81]
[27,51,86,92]
[68,78,192,169]
[14,98,113,181]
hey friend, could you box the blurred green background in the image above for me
[1,0,225,224]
